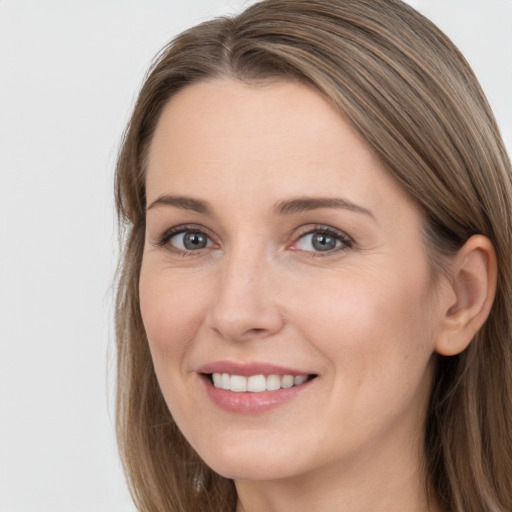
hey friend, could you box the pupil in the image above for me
[312,233,336,251]
[184,232,207,250]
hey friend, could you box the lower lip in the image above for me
[200,375,314,414]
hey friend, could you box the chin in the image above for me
[208,457,302,482]
[195,439,310,482]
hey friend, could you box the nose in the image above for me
[206,248,285,342]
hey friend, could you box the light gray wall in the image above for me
[0,1,510,511]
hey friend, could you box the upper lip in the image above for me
[198,361,313,377]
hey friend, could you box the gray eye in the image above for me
[311,233,338,251]
[296,231,342,252]
[171,231,210,250]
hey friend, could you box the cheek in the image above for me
[299,271,437,453]
[139,266,209,360]
[290,264,437,386]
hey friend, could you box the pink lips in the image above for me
[198,361,310,377]
[198,361,315,414]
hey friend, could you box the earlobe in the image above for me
[435,235,497,356]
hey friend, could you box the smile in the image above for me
[198,362,317,413]
[211,373,309,392]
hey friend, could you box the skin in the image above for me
[139,79,495,512]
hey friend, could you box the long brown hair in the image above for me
[114,1,512,510]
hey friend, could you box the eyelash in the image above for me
[154,224,213,256]
[291,225,353,256]
[154,224,353,256]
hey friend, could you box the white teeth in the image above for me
[266,374,281,391]
[247,375,267,392]
[230,375,247,392]
[211,372,310,392]
[294,375,308,385]
[281,374,294,388]
[212,373,222,388]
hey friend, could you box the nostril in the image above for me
[248,328,266,334]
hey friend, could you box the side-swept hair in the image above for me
[114,1,512,510]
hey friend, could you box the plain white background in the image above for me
[0,1,510,511]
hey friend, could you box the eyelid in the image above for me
[152,224,216,250]
[151,223,353,256]
[288,224,353,254]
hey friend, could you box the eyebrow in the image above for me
[146,194,375,219]
[146,195,212,214]
[273,197,375,219]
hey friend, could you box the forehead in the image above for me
[145,79,417,224]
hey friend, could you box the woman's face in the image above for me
[140,79,444,483]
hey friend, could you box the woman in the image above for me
[114,1,512,510]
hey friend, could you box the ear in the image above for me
[435,235,497,356]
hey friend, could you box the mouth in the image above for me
[197,362,318,413]
[206,372,315,393]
